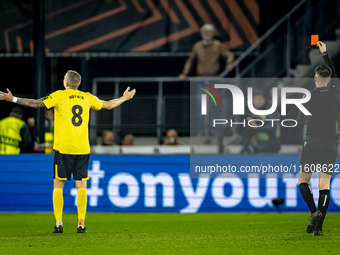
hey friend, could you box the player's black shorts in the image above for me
[53,150,90,181]
[300,136,338,175]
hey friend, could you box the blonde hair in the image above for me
[65,70,81,89]
[201,24,214,33]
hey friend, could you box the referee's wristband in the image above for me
[322,51,328,57]
[12,97,18,103]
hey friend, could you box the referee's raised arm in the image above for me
[319,41,340,134]
[317,41,339,90]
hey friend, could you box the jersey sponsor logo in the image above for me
[69,95,84,100]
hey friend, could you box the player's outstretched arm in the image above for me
[0,88,45,108]
[102,86,136,110]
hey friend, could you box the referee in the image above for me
[296,41,339,236]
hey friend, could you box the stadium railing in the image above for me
[90,76,233,146]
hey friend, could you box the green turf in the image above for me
[0,213,339,254]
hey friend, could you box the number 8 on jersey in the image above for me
[72,105,83,126]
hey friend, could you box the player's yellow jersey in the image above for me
[43,89,103,155]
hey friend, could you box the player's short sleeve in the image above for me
[89,94,103,110]
[42,91,61,109]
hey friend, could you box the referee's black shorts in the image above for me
[300,135,338,175]
[53,150,90,181]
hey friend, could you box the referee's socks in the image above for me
[317,189,330,228]
[299,183,317,214]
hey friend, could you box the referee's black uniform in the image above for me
[297,51,339,174]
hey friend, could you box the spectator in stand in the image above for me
[178,24,234,136]
[239,89,281,154]
[44,109,54,154]
[27,108,55,154]
[178,24,234,80]
[122,134,134,146]
[163,129,179,145]
[101,130,115,146]
[0,106,32,154]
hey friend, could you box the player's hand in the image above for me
[123,87,136,100]
[317,41,327,53]
[0,88,14,102]
[178,73,186,81]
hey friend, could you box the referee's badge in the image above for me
[304,141,307,147]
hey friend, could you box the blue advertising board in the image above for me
[0,155,340,213]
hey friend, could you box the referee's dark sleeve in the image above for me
[20,124,33,153]
[296,101,309,128]
[323,52,339,90]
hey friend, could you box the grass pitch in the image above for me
[0,213,339,254]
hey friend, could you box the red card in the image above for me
[311,35,319,45]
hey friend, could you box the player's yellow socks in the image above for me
[53,188,63,222]
[77,188,87,221]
